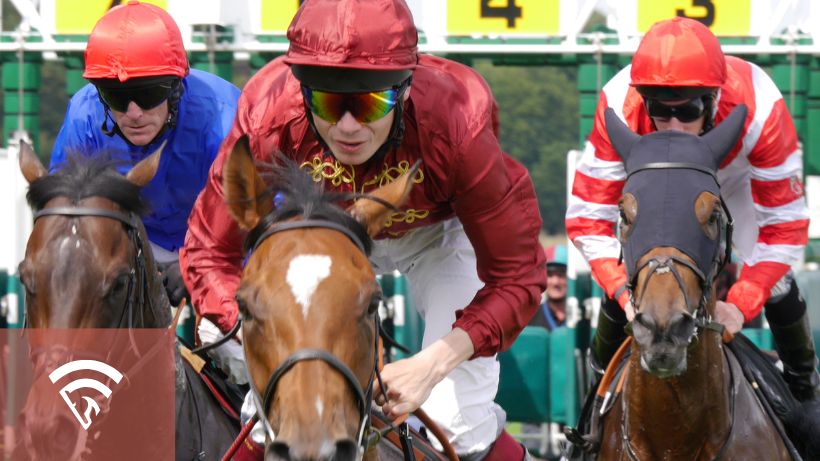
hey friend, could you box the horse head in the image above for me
[15,142,171,461]
[18,142,168,329]
[223,136,417,461]
[606,104,746,377]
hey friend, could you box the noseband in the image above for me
[243,218,378,455]
[30,206,155,329]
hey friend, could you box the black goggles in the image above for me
[97,82,175,112]
[645,96,707,123]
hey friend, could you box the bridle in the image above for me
[623,162,733,334]
[242,218,379,458]
[24,205,172,457]
[619,162,738,460]
[29,206,157,330]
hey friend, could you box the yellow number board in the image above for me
[638,0,751,36]
[447,0,560,36]
[55,0,167,35]
[260,0,302,33]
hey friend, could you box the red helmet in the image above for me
[284,0,418,73]
[631,17,726,96]
[83,0,188,82]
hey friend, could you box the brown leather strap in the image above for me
[413,408,459,461]
[597,337,633,398]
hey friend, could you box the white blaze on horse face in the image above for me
[286,254,332,319]
[316,396,324,418]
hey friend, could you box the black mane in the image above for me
[27,152,146,214]
[243,155,372,256]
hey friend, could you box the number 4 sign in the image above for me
[447,0,560,36]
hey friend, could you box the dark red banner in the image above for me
[0,329,175,460]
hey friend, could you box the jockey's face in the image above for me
[110,100,169,146]
[311,87,411,166]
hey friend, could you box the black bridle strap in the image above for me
[34,207,141,229]
[261,348,368,421]
[250,219,367,256]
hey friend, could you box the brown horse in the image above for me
[594,105,795,460]
[223,137,453,461]
[16,143,239,460]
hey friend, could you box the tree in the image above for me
[473,61,578,235]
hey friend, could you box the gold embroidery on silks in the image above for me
[384,209,430,227]
[300,157,429,229]
[301,157,355,188]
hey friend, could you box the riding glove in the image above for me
[157,260,189,307]
[198,317,248,385]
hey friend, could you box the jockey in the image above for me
[567,17,819,401]
[50,1,240,307]
[180,0,545,458]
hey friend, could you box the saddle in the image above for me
[563,332,805,460]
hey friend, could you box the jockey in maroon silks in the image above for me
[181,0,545,459]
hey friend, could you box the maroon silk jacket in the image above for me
[180,54,546,358]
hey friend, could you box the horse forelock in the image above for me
[27,151,146,214]
[244,156,372,255]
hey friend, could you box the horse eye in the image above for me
[236,295,250,317]
[709,210,720,224]
[107,274,130,298]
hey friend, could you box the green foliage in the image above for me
[472,60,578,234]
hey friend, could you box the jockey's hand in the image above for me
[715,301,744,334]
[373,328,473,421]
[157,260,189,307]
[198,317,248,385]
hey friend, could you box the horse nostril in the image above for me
[333,439,358,460]
[266,441,291,461]
[668,313,696,344]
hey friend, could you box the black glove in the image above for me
[157,260,189,307]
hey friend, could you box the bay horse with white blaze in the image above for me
[591,104,801,460]
[16,143,239,460]
[223,137,455,461]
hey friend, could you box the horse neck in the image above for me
[626,328,732,458]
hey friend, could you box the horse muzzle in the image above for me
[266,437,360,461]
[632,312,697,378]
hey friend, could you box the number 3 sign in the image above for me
[638,0,752,36]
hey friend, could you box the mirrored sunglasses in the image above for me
[97,83,174,112]
[645,97,707,123]
[301,83,406,124]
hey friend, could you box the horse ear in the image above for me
[126,140,165,187]
[604,108,640,163]
[18,140,47,184]
[348,160,420,237]
[702,104,748,168]
[223,136,272,230]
